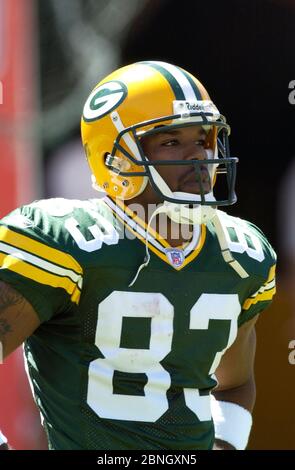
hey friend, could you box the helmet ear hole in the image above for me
[105,153,118,170]
[104,153,111,165]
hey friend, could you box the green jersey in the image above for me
[0,197,276,450]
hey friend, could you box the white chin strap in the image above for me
[148,160,217,226]
[163,191,217,225]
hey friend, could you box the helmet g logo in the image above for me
[83,80,127,122]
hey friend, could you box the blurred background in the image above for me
[0,0,295,450]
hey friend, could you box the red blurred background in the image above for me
[0,0,46,449]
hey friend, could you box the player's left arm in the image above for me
[212,314,258,450]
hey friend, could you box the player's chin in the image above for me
[178,181,212,194]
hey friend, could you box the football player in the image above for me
[0,61,276,450]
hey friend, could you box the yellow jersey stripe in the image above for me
[242,286,276,310]
[247,278,275,300]
[0,252,81,304]
[111,210,169,262]
[181,226,206,268]
[267,265,276,283]
[0,226,82,275]
[105,198,168,252]
[242,264,276,310]
[0,241,82,289]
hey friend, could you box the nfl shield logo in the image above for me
[165,248,185,268]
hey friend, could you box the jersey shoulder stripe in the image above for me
[0,251,81,303]
[242,264,276,310]
[0,226,82,275]
[0,225,83,304]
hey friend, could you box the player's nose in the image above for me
[184,142,207,161]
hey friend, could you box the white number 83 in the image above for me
[87,291,240,422]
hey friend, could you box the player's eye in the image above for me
[195,139,206,145]
[162,139,179,146]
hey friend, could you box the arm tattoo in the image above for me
[0,282,26,315]
[0,282,37,358]
[0,282,26,339]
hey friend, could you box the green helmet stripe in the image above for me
[139,61,187,100]
[177,67,203,100]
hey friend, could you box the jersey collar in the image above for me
[104,196,206,270]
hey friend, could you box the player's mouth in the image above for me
[178,166,211,194]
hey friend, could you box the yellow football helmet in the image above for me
[81,61,237,208]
